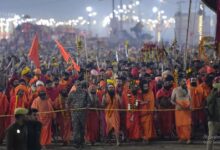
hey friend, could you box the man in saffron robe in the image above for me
[0,87,9,144]
[31,86,55,148]
[140,80,156,143]
[85,85,99,145]
[171,79,192,144]
[188,77,205,135]
[123,82,141,140]
[53,89,72,145]
[102,84,120,146]
[198,75,213,100]
[45,80,59,102]
[27,78,38,107]
[9,84,29,123]
[9,80,19,100]
[156,79,175,139]
[59,72,72,91]
[97,80,107,140]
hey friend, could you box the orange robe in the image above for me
[85,94,99,143]
[31,97,55,146]
[140,90,156,140]
[9,85,29,123]
[97,89,107,137]
[123,89,141,140]
[198,82,211,99]
[188,86,205,125]
[0,92,9,143]
[104,94,120,135]
[27,87,38,107]
[54,96,72,143]
[175,100,192,140]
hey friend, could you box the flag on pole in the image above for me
[71,57,80,72]
[55,40,80,71]
[28,34,40,68]
[55,40,70,62]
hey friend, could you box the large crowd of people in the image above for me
[0,23,220,150]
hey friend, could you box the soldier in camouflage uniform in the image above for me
[67,81,91,148]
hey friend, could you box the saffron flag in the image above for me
[55,40,70,62]
[55,40,80,72]
[28,34,40,68]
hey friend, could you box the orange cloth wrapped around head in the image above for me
[15,85,28,96]
[99,80,106,88]
[34,68,42,75]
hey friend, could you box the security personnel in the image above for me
[6,108,28,150]
[67,81,91,148]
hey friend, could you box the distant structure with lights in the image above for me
[174,2,212,47]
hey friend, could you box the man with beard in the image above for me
[171,78,192,144]
[123,82,141,141]
[116,77,126,141]
[102,84,120,146]
[31,86,55,149]
[85,85,99,145]
[54,89,72,146]
[188,77,205,136]
[140,80,156,143]
[45,80,59,102]
[156,77,175,139]
[9,84,29,123]
[198,74,214,102]
[67,81,91,148]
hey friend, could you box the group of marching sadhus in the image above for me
[0,63,220,149]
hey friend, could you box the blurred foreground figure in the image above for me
[6,108,28,150]
[206,77,220,150]
[26,108,42,150]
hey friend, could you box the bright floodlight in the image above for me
[86,6,93,12]
[135,1,140,5]
[162,15,167,19]
[152,7,158,13]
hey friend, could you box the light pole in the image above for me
[86,6,97,36]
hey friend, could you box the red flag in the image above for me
[28,34,40,68]
[55,40,80,71]
[55,40,70,62]
[71,57,80,72]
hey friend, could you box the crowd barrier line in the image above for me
[0,107,205,118]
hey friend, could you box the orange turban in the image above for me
[29,78,38,85]
[34,68,41,75]
[99,80,106,88]
[106,70,113,78]
[15,85,28,95]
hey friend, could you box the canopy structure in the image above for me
[202,0,217,12]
